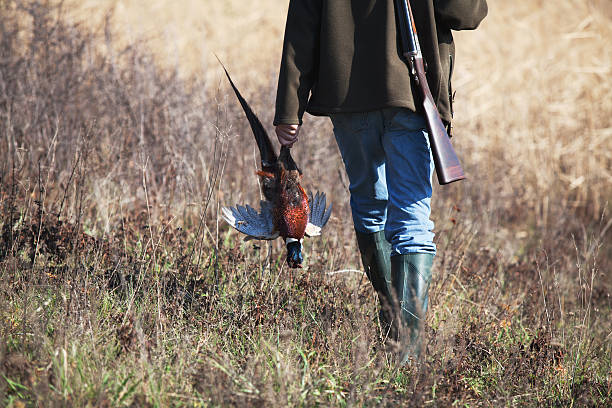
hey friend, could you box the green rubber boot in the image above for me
[391,253,434,363]
[355,231,393,335]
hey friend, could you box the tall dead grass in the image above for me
[61,0,287,83]
[452,0,611,224]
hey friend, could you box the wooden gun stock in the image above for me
[413,58,465,184]
[395,0,465,185]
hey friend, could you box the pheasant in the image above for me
[220,66,332,268]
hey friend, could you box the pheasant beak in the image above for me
[286,240,303,268]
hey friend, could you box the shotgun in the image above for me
[394,0,465,185]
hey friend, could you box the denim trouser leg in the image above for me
[331,108,436,255]
[331,112,388,234]
[381,109,435,255]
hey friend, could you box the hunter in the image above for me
[274,0,488,363]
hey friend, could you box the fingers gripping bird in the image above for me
[220,66,332,268]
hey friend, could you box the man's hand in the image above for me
[275,124,301,147]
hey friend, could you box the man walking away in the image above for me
[274,0,487,364]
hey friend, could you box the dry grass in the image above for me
[0,0,611,406]
[61,0,287,83]
[452,0,612,225]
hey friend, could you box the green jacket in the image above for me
[274,0,487,126]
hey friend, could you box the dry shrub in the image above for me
[1,0,230,232]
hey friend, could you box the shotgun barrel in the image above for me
[394,0,466,185]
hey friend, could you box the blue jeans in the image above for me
[331,108,436,255]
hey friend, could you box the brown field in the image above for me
[1,0,611,406]
[63,0,288,83]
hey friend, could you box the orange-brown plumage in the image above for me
[275,173,309,239]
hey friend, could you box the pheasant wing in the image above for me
[222,201,279,240]
[305,191,333,237]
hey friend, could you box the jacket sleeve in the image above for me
[274,0,322,125]
[434,0,488,30]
